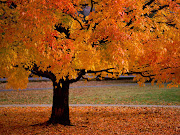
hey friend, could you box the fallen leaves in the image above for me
[0,106,179,134]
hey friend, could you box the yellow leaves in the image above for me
[74,46,95,70]
[157,0,169,5]
[6,67,29,90]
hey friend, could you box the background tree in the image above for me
[0,0,179,125]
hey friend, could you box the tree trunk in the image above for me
[48,80,70,125]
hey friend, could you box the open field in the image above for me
[0,106,179,134]
[0,80,179,134]
[0,80,179,105]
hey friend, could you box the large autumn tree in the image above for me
[0,0,179,125]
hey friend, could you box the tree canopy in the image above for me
[1,0,179,88]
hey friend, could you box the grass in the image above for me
[70,85,180,105]
[0,84,179,105]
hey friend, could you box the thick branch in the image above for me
[127,71,155,78]
[128,64,180,78]
[31,65,56,82]
[86,68,115,74]
[69,69,86,83]
[73,68,116,81]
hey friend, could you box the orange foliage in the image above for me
[0,107,179,134]
[0,0,180,89]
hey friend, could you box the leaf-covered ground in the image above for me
[0,107,179,134]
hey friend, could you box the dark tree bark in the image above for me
[31,66,86,125]
[48,80,70,125]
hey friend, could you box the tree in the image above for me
[0,0,179,125]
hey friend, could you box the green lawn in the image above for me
[0,84,179,105]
